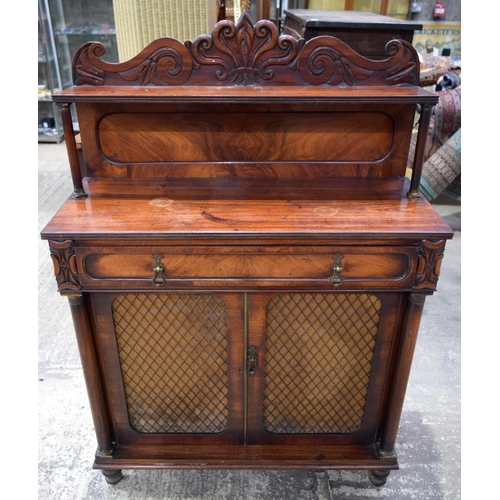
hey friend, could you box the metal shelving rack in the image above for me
[38,0,64,142]
[38,0,119,140]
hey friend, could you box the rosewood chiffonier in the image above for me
[41,13,453,486]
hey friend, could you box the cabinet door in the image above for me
[91,292,245,445]
[246,292,401,445]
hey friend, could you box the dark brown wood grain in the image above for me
[41,191,453,240]
[42,14,452,482]
[69,245,418,293]
[91,292,245,447]
[95,443,397,470]
[378,294,426,456]
[67,294,114,455]
[99,111,393,163]
[74,102,414,180]
[53,84,438,104]
[245,292,401,446]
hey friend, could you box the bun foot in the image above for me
[369,469,391,486]
[102,469,124,485]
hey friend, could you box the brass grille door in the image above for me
[113,293,229,433]
[92,292,244,445]
[246,293,399,445]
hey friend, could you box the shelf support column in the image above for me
[66,293,114,457]
[408,103,433,199]
[378,293,426,456]
[58,102,86,198]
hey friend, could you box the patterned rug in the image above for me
[420,55,459,70]
[420,128,461,201]
[407,87,461,200]
[433,87,461,144]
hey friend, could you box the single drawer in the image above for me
[76,245,418,289]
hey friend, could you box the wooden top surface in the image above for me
[54,85,437,104]
[284,10,423,30]
[41,179,453,241]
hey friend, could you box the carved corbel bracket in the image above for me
[48,240,81,291]
[414,240,446,290]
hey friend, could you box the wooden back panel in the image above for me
[54,12,437,194]
[76,101,414,179]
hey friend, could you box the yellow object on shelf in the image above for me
[113,0,219,62]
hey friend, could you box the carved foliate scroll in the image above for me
[72,12,419,87]
[297,36,418,86]
[414,240,446,290]
[49,240,80,291]
[74,38,193,86]
[189,13,300,85]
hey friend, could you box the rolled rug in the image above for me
[433,87,461,144]
[406,87,461,171]
[420,128,461,201]
[444,174,461,200]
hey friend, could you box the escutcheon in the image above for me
[330,254,344,287]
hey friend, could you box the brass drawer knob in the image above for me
[152,254,166,286]
[330,254,344,287]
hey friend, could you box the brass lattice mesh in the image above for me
[263,293,381,434]
[112,293,229,433]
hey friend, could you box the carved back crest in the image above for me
[73,12,419,87]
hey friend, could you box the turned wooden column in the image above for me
[66,293,114,456]
[58,103,86,198]
[408,103,433,198]
[378,293,427,455]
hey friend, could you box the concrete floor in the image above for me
[38,142,461,499]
